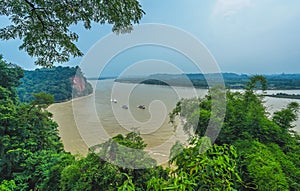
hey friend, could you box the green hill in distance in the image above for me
[114,73,300,90]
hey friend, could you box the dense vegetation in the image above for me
[1,56,300,190]
[17,66,93,103]
[115,73,300,89]
[170,76,300,190]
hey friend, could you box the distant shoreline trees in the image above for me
[115,73,300,90]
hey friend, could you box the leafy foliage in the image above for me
[0,55,24,102]
[147,137,243,190]
[0,0,144,67]
[91,132,155,169]
[31,92,54,108]
[235,140,289,191]
[273,102,299,130]
[17,66,93,103]
[0,180,16,191]
[0,56,69,190]
[89,132,165,190]
[170,76,300,190]
[266,143,300,191]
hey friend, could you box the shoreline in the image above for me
[48,93,95,156]
[47,85,300,161]
[48,92,95,109]
[115,80,300,91]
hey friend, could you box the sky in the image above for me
[0,0,300,76]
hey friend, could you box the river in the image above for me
[48,80,300,165]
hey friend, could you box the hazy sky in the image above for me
[0,0,300,75]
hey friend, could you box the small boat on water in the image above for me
[137,105,146,109]
[122,105,128,109]
[110,98,117,103]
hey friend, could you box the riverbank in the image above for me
[47,81,300,164]
[47,80,192,165]
[48,93,95,156]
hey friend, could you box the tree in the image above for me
[245,75,267,92]
[18,66,93,103]
[0,0,145,67]
[90,132,156,170]
[0,55,23,101]
[0,56,68,190]
[273,102,299,131]
[169,76,300,190]
[31,92,54,108]
[0,180,16,191]
[60,153,123,191]
[235,140,289,191]
[267,143,300,191]
[59,133,165,191]
[147,137,243,190]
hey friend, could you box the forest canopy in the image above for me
[17,66,93,103]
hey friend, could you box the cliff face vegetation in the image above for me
[17,66,93,103]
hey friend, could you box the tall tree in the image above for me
[0,57,67,190]
[0,55,23,101]
[0,0,145,67]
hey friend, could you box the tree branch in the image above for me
[23,0,45,31]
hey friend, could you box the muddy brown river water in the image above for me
[48,80,300,165]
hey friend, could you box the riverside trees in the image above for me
[170,76,300,190]
[0,56,69,190]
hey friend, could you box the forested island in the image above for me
[17,66,93,103]
[115,73,300,90]
[264,93,300,100]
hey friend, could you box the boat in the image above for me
[110,98,117,103]
[137,105,146,109]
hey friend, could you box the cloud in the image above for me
[213,0,253,17]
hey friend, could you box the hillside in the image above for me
[115,73,300,89]
[18,66,93,103]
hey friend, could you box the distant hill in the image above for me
[115,73,300,90]
[18,66,93,103]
